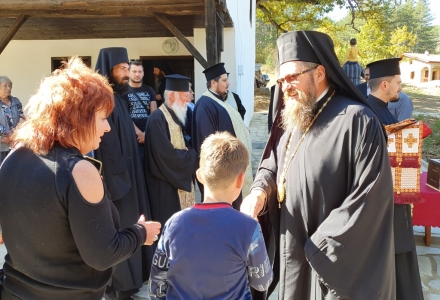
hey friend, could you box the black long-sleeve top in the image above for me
[0,143,146,300]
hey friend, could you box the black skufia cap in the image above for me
[203,63,230,82]
[95,47,129,77]
[165,74,190,92]
[367,58,402,79]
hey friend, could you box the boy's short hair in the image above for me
[199,132,249,190]
[350,38,357,45]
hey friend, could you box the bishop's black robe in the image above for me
[192,91,246,208]
[252,92,396,299]
[144,106,197,226]
[94,92,154,292]
[367,94,424,300]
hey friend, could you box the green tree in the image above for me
[389,26,417,57]
[389,0,437,53]
[356,19,390,64]
[256,0,390,33]
[255,18,277,67]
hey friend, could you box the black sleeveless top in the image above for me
[0,143,146,299]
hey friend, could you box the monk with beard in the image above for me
[241,31,396,300]
[94,47,156,299]
[144,75,198,227]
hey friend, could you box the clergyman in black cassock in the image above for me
[192,63,250,209]
[94,47,154,299]
[242,31,396,299]
[366,58,423,300]
[144,75,198,227]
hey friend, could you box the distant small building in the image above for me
[401,52,440,83]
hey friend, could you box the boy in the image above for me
[149,132,273,299]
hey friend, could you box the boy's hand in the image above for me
[241,189,266,220]
[138,215,161,245]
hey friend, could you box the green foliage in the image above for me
[356,19,390,65]
[255,0,439,68]
[255,18,277,66]
[413,114,440,160]
[390,0,437,53]
[389,26,417,57]
[256,0,339,32]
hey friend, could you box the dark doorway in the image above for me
[139,56,194,92]
[51,56,91,72]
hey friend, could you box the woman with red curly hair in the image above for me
[0,57,161,299]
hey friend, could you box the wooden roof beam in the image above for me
[0,14,28,55]
[0,5,205,18]
[153,12,208,69]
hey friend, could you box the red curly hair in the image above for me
[12,56,114,154]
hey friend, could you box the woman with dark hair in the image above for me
[0,57,161,300]
[0,76,25,164]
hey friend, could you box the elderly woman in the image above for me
[0,76,25,164]
[0,57,161,300]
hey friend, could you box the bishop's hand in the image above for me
[240,189,266,220]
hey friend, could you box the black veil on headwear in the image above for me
[95,47,129,77]
[277,31,368,106]
[269,31,379,130]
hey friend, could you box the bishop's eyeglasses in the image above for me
[276,66,318,87]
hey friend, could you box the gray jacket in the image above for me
[0,96,23,151]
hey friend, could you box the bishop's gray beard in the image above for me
[170,102,188,125]
[280,85,317,133]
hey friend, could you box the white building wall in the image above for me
[0,0,256,125]
[193,27,236,107]
[0,37,193,106]
[228,0,256,126]
[194,0,256,126]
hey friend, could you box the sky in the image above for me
[328,1,440,25]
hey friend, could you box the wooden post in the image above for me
[205,0,217,66]
[153,13,208,69]
[425,226,431,246]
[0,14,29,55]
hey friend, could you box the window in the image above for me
[51,56,91,72]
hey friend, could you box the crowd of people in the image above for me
[0,30,424,300]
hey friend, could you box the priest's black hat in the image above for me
[153,61,172,75]
[95,47,129,78]
[165,74,190,92]
[366,58,402,80]
[275,31,368,107]
[203,63,230,82]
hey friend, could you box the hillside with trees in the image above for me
[256,0,440,69]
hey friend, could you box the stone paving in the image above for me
[0,111,439,299]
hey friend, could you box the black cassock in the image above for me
[367,94,424,300]
[192,91,246,208]
[144,107,197,226]
[252,92,396,299]
[95,93,153,291]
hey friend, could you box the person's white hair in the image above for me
[0,76,12,86]
[164,90,188,125]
